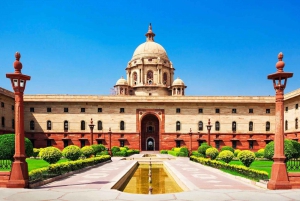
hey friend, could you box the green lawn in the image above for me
[229,160,273,177]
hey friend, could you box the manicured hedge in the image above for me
[160,150,168,154]
[198,143,211,156]
[219,150,234,163]
[40,147,62,164]
[190,156,268,181]
[62,145,81,161]
[29,155,111,183]
[264,140,297,160]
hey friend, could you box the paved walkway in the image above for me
[0,155,300,201]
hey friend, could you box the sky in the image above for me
[0,0,299,96]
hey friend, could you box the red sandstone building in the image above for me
[0,25,299,152]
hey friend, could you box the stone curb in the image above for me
[29,160,112,188]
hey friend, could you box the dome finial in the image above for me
[276,52,285,72]
[145,23,155,42]
[13,52,22,73]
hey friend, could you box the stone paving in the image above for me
[0,154,300,201]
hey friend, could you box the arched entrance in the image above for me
[141,114,159,151]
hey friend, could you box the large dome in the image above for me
[132,41,168,60]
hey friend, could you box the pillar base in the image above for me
[267,161,291,190]
[6,160,29,188]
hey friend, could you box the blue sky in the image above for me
[0,0,299,96]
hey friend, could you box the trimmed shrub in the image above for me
[180,147,189,155]
[255,149,265,158]
[33,148,40,158]
[113,151,127,157]
[219,150,234,163]
[120,147,127,152]
[81,146,94,158]
[205,147,219,160]
[0,134,33,160]
[220,146,234,153]
[191,151,204,157]
[111,146,120,154]
[97,150,109,156]
[91,144,106,155]
[234,149,241,157]
[238,150,255,167]
[264,140,297,160]
[198,143,211,156]
[62,145,81,161]
[160,150,168,154]
[124,146,129,150]
[290,140,300,158]
[40,147,62,164]
[168,150,179,157]
[173,148,181,152]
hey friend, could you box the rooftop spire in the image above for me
[145,23,155,42]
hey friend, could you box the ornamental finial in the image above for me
[145,23,155,42]
[13,52,22,74]
[276,52,285,72]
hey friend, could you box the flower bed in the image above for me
[190,156,268,181]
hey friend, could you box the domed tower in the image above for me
[114,76,129,95]
[125,24,178,96]
[172,77,186,96]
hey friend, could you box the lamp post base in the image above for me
[6,160,29,188]
[267,161,291,190]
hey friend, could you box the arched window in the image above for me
[120,121,125,130]
[47,120,52,130]
[98,121,103,130]
[198,121,203,131]
[133,72,137,85]
[232,121,236,132]
[30,120,34,130]
[163,72,167,85]
[64,120,69,130]
[266,121,270,131]
[176,121,181,131]
[12,119,15,129]
[215,121,220,131]
[285,120,288,131]
[81,120,85,130]
[296,118,298,129]
[147,70,153,84]
[249,121,253,131]
[1,116,4,127]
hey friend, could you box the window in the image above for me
[285,120,288,131]
[296,104,299,110]
[215,108,220,113]
[232,108,237,113]
[266,121,270,131]
[30,107,34,112]
[81,120,85,130]
[46,139,52,147]
[98,121,103,130]
[1,102,4,107]
[296,118,298,129]
[120,140,125,147]
[81,108,85,113]
[64,120,69,130]
[47,120,52,130]
[120,108,125,113]
[176,141,181,148]
[198,140,205,147]
[198,121,203,131]
[12,119,14,129]
[120,121,125,130]
[63,140,68,148]
[249,141,254,150]
[232,141,237,149]
[285,106,288,112]
[30,120,34,130]
[176,108,180,113]
[98,108,102,113]
[249,121,253,131]
[47,107,51,113]
[1,117,5,127]
[266,109,270,114]
[64,108,68,113]
[215,141,220,149]
[12,105,14,111]
[232,121,236,132]
[97,140,103,145]
[198,108,203,113]
[249,108,253,113]
[215,121,220,131]
[176,121,181,131]
[80,140,85,148]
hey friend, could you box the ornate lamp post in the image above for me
[6,52,31,188]
[189,128,192,155]
[206,119,212,146]
[89,118,95,145]
[267,52,293,190]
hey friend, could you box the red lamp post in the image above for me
[89,118,95,145]
[206,119,212,146]
[6,52,31,188]
[267,52,293,190]
[189,128,192,155]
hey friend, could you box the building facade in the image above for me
[1,25,299,152]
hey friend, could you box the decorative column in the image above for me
[6,52,31,188]
[267,52,293,190]
[206,119,212,146]
[89,118,95,145]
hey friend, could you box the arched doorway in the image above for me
[141,114,159,151]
